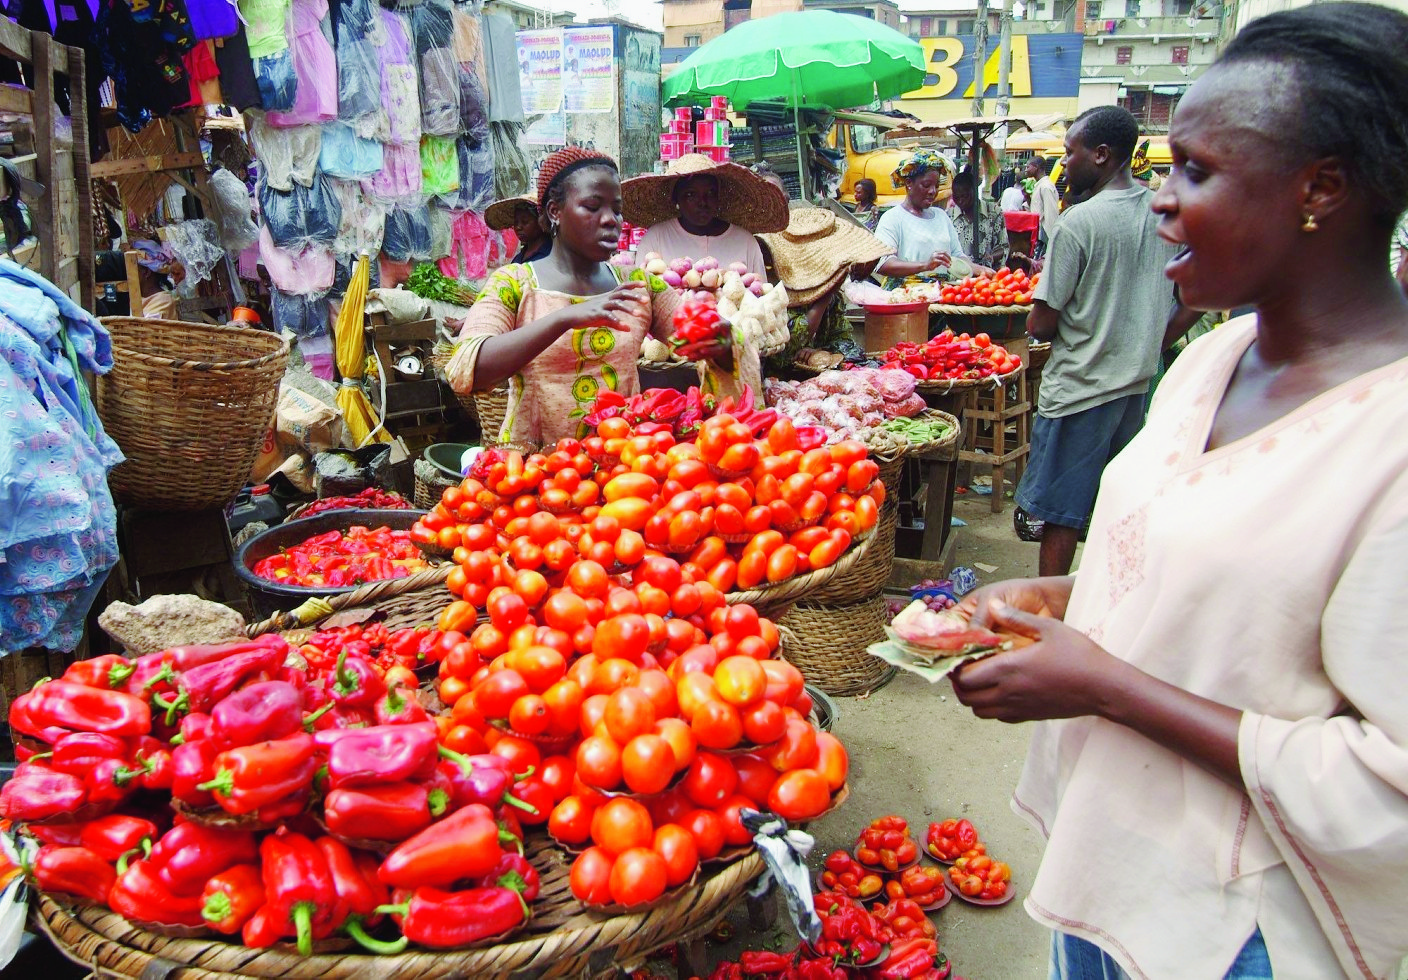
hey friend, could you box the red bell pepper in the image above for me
[201,864,266,934]
[31,846,116,904]
[437,750,535,814]
[85,757,145,805]
[148,821,260,897]
[79,814,158,865]
[157,646,285,721]
[474,851,540,902]
[261,829,339,956]
[877,937,941,979]
[316,836,388,922]
[323,782,447,842]
[169,711,213,747]
[0,766,86,821]
[375,882,530,950]
[49,732,130,777]
[373,685,429,726]
[199,734,317,815]
[23,680,150,737]
[171,738,221,808]
[378,803,519,890]
[242,903,285,948]
[210,680,303,749]
[330,651,385,709]
[317,722,438,790]
[133,736,174,792]
[62,654,135,691]
[26,822,86,847]
[109,859,207,927]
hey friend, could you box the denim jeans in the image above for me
[253,49,298,112]
[1050,929,1272,980]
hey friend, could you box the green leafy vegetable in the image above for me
[407,264,477,306]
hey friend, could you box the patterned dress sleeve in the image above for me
[446,264,525,394]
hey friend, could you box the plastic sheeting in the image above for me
[412,0,461,137]
[163,219,226,287]
[258,174,341,249]
[208,168,259,253]
[272,286,330,337]
[382,205,432,262]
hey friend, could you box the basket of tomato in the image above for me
[234,509,440,618]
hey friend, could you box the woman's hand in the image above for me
[958,575,1074,627]
[568,280,649,332]
[675,338,732,363]
[971,263,997,277]
[951,601,1128,723]
[925,251,952,272]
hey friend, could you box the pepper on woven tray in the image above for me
[0,764,87,822]
[315,721,439,790]
[78,814,158,866]
[350,879,532,953]
[201,864,266,935]
[256,829,341,956]
[197,733,317,816]
[108,858,208,928]
[209,680,304,749]
[147,821,259,896]
[323,782,449,842]
[31,846,117,905]
[377,803,521,890]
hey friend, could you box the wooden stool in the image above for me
[957,338,1031,513]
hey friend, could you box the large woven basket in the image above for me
[809,502,897,605]
[413,457,459,510]
[727,526,875,622]
[245,564,453,637]
[97,318,289,511]
[474,387,511,444]
[778,594,894,697]
[33,838,765,980]
[895,409,960,461]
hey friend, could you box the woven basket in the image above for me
[727,526,875,622]
[414,457,458,510]
[244,564,453,637]
[861,428,907,492]
[1027,341,1051,373]
[927,303,1033,316]
[475,387,511,443]
[809,503,897,605]
[33,837,765,980]
[778,595,894,696]
[97,318,289,511]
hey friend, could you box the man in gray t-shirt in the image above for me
[1016,106,1179,576]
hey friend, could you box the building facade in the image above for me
[486,0,576,30]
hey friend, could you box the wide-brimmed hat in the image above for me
[758,206,893,306]
[622,154,789,234]
[485,194,539,231]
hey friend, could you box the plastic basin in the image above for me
[424,443,475,481]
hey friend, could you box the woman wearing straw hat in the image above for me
[624,154,789,277]
[758,207,893,371]
[447,147,722,446]
[485,194,551,264]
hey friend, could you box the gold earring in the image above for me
[1301,213,1319,232]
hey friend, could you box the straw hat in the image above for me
[758,206,894,306]
[622,154,789,234]
[485,194,539,231]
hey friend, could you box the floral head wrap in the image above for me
[1131,138,1154,182]
[891,149,951,186]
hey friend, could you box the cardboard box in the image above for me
[863,309,930,352]
[695,121,729,146]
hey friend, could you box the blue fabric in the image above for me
[0,260,122,651]
[1051,929,1273,980]
[1016,391,1146,529]
[272,288,330,338]
[318,121,384,179]
[253,49,298,112]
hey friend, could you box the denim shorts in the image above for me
[1050,928,1273,980]
[1015,392,1146,529]
[253,49,298,113]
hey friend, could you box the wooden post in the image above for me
[31,35,55,286]
[69,42,94,309]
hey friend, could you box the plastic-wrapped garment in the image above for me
[265,0,336,127]
[163,219,226,287]
[369,142,423,206]
[419,134,461,199]
[272,286,330,338]
[238,0,291,57]
[428,206,453,261]
[209,167,258,252]
[382,205,433,262]
[377,8,421,146]
[457,65,490,146]
[252,50,298,113]
[0,259,123,652]
[330,179,387,257]
[249,113,320,190]
[412,0,460,137]
[452,2,489,95]
[335,0,382,127]
[258,174,341,248]
[260,225,335,294]
[481,12,524,124]
[490,121,531,200]
[437,209,490,280]
[320,122,384,178]
[466,137,495,211]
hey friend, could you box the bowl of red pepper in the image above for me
[233,509,434,617]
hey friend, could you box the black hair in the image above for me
[1071,105,1140,165]
[545,160,619,215]
[670,172,720,203]
[951,171,976,191]
[1218,2,1408,222]
[855,178,876,192]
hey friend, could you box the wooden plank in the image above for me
[70,42,94,309]
[124,250,142,311]
[89,151,205,178]
[0,86,31,115]
[31,36,55,286]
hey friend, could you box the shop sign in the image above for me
[902,33,1083,100]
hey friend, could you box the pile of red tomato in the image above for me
[935,267,1038,307]
[925,818,1012,901]
[878,330,1023,383]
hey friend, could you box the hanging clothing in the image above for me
[437,208,490,281]
[259,224,335,294]
[213,27,263,111]
[376,8,421,146]
[319,122,384,178]
[238,0,290,59]
[411,0,460,137]
[0,258,122,652]
[334,0,381,126]
[447,265,679,445]
[96,0,190,131]
[419,134,460,198]
[369,142,423,205]
[480,13,524,124]
[249,114,320,191]
[330,178,387,257]
[265,0,336,127]
[382,205,432,262]
[179,40,222,108]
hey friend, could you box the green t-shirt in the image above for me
[1032,185,1177,418]
[240,0,291,59]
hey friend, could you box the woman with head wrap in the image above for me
[447,147,726,446]
[874,149,993,286]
